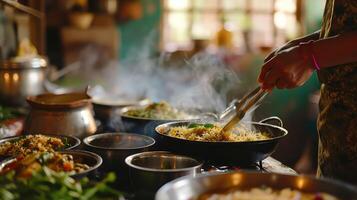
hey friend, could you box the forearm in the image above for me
[294,30,321,43]
[312,31,357,68]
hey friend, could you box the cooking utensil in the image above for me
[0,150,102,179]
[92,98,150,123]
[119,105,198,137]
[155,116,287,165]
[83,133,155,186]
[24,92,97,139]
[221,86,268,134]
[125,151,202,199]
[156,171,357,200]
[0,56,47,107]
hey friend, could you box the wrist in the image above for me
[298,40,320,71]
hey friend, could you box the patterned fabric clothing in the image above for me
[317,0,357,184]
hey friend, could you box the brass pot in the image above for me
[0,57,47,107]
[24,92,97,139]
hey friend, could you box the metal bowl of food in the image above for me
[125,151,203,199]
[155,116,288,165]
[92,97,150,123]
[120,102,197,137]
[83,133,155,185]
[0,134,81,160]
[156,171,357,200]
[0,150,102,179]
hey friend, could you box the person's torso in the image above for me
[319,0,357,98]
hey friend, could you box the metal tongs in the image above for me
[220,86,268,134]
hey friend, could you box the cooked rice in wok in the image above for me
[166,124,272,142]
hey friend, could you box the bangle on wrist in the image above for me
[298,40,321,71]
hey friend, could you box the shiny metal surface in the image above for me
[120,105,198,137]
[0,150,102,179]
[0,57,47,107]
[92,98,150,122]
[60,150,102,179]
[24,93,97,139]
[83,133,155,185]
[221,86,267,134]
[0,134,81,150]
[155,117,288,165]
[156,171,357,200]
[125,151,202,198]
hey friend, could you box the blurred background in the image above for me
[0,0,326,174]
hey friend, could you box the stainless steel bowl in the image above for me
[0,134,81,160]
[83,133,155,185]
[0,150,102,179]
[156,171,357,200]
[125,151,202,199]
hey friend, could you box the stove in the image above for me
[201,157,296,174]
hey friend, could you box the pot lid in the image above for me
[0,56,47,69]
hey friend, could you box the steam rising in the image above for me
[53,35,253,122]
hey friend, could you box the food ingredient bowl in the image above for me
[156,171,357,200]
[119,105,197,137]
[83,133,155,185]
[92,97,149,123]
[0,150,102,179]
[125,151,202,199]
[0,134,81,160]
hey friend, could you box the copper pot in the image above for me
[24,92,97,139]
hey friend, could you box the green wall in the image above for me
[118,0,161,60]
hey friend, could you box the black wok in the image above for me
[154,116,288,165]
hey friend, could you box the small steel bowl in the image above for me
[83,133,155,185]
[0,134,81,161]
[125,151,202,199]
[0,150,102,179]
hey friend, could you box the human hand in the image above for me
[264,39,301,62]
[258,46,315,91]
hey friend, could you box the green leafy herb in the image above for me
[0,167,123,200]
[38,152,53,165]
[188,123,199,128]
[188,123,214,129]
[0,106,20,121]
[203,123,214,128]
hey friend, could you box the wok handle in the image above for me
[259,116,283,127]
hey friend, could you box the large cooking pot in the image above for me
[0,56,47,107]
[155,117,287,165]
[156,171,357,200]
[24,92,97,139]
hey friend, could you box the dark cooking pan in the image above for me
[120,105,198,137]
[154,116,288,165]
